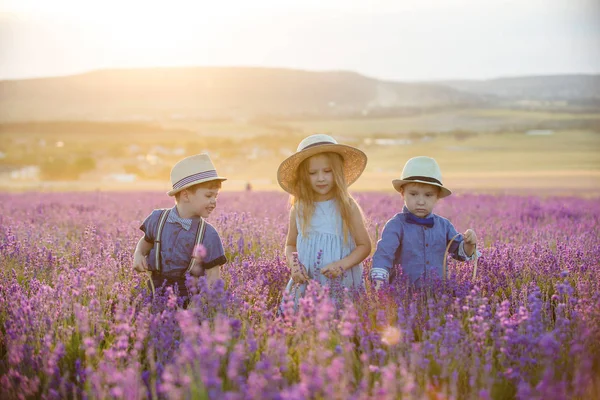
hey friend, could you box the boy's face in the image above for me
[307,154,335,201]
[401,182,440,217]
[183,185,220,218]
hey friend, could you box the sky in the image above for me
[0,0,599,82]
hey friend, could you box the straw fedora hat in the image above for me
[167,154,227,196]
[277,134,367,195]
[392,156,452,198]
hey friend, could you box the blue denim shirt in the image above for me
[140,206,227,274]
[371,206,475,284]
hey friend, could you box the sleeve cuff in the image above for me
[371,267,390,282]
[458,241,481,260]
[203,255,227,270]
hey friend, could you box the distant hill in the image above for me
[441,75,600,102]
[0,68,598,122]
[0,67,482,122]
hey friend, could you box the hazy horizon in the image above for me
[2,64,600,84]
[1,0,599,82]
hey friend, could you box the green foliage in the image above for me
[38,155,96,180]
[39,158,77,180]
[74,156,96,172]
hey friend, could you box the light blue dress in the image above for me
[282,199,364,308]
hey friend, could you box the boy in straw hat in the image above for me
[370,156,479,289]
[278,134,371,309]
[133,154,228,302]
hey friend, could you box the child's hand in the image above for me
[463,229,477,257]
[321,262,345,279]
[291,263,309,284]
[133,251,148,272]
[463,229,477,246]
[289,252,309,284]
[373,279,385,291]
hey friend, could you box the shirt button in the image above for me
[426,244,429,247]
[426,261,430,265]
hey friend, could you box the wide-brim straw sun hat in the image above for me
[167,154,227,196]
[277,134,367,195]
[392,156,452,198]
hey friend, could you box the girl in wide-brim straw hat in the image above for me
[277,134,368,195]
[277,134,372,312]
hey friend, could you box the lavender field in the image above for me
[1,191,599,399]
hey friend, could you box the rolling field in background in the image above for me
[2,70,599,194]
[1,109,599,194]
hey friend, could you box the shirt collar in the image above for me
[168,206,194,231]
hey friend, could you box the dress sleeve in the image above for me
[202,224,228,270]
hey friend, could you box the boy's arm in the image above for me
[135,209,159,272]
[205,266,221,287]
[133,236,153,272]
[194,224,228,285]
[447,223,479,261]
[370,217,402,285]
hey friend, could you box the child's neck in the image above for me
[176,203,196,219]
[314,192,335,202]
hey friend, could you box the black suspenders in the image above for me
[186,218,206,274]
[148,209,207,297]
[154,209,171,274]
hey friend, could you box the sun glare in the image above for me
[1,0,247,66]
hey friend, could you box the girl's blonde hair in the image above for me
[291,152,359,244]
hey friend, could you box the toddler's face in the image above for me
[307,154,335,201]
[401,182,439,217]
[187,186,219,218]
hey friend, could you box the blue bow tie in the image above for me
[167,212,192,231]
[406,212,434,228]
